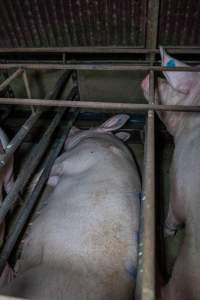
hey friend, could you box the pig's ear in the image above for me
[160,46,194,94]
[97,114,130,133]
[47,176,59,187]
[115,131,131,141]
[68,126,81,137]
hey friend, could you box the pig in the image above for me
[1,114,141,300]
[141,47,200,300]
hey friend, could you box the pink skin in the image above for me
[141,47,200,300]
[1,115,140,300]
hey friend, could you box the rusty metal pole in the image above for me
[0,97,199,112]
[141,71,155,300]
[0,68,24,92]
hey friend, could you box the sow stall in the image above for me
[0,47,198,300]
[0,0,199,299]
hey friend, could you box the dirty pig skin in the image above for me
[1,114,141,300]
[142,47,200,300]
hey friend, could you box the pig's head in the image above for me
[141,47,200,137]
[65,114,131,150]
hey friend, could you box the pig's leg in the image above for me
[164,171,185,237]
[0,264,16,288]
[164,203,182,236]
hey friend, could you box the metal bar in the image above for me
[0,64,200,71]
[0,70,73,169]
[0,68,23,92]
[0,107,79,274]
[22,70,31,99]
[0,47,199,54]
[146,0,160,61]
[22,70,35,113]
[0,97,199,112]
[0,88,77,224]
[141,71,155,300]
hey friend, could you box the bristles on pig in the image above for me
[141,47,200,300]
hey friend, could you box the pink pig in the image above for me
[141,47,200,300]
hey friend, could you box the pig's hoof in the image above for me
[0,263,16,287]
[164,224,177,237]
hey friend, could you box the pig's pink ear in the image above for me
[68,126,81,137]
[160,46,195,94]
[115,131,130,141]
[97,114,130,133]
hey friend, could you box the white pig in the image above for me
[141,47,200,300]
[1,114,141,300]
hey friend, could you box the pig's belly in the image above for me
[19,169,140,284]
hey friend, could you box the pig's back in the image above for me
[14,138,140,299]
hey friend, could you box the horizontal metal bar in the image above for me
[0,69,23,92]
[0,97,199,112]
[0,89,77,224]
[0,107,79,275]
[0,47,199,54]
[0,70,73,169]
[0,64,200,71]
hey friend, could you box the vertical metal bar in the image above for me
[22,70,31,99]
[146,0,160,61]
[72,70,80,100]
[0,68,23,92]
[0,107,79,274]
[141,70,155,300]
[22,70,35,113]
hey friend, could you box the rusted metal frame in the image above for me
[0,68,23,92]
[0,88,77,224]
[140,71,155,300]
[0,106,79,274]
[0,47,200,54]
[1,64,200,71]
[0,97,200,112]
[0,70,73,169]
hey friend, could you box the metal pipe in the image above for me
[141,71,155,300]
[0,97,199,112]
[146,0,160,62]
[0,47,199,54]
[22,70,31,99]
[0,64,200,71]
[22,70,35,113]
[0,69,23,92]
[0,107,79,274]
[0,70,73,169]
[0,88,77,224]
